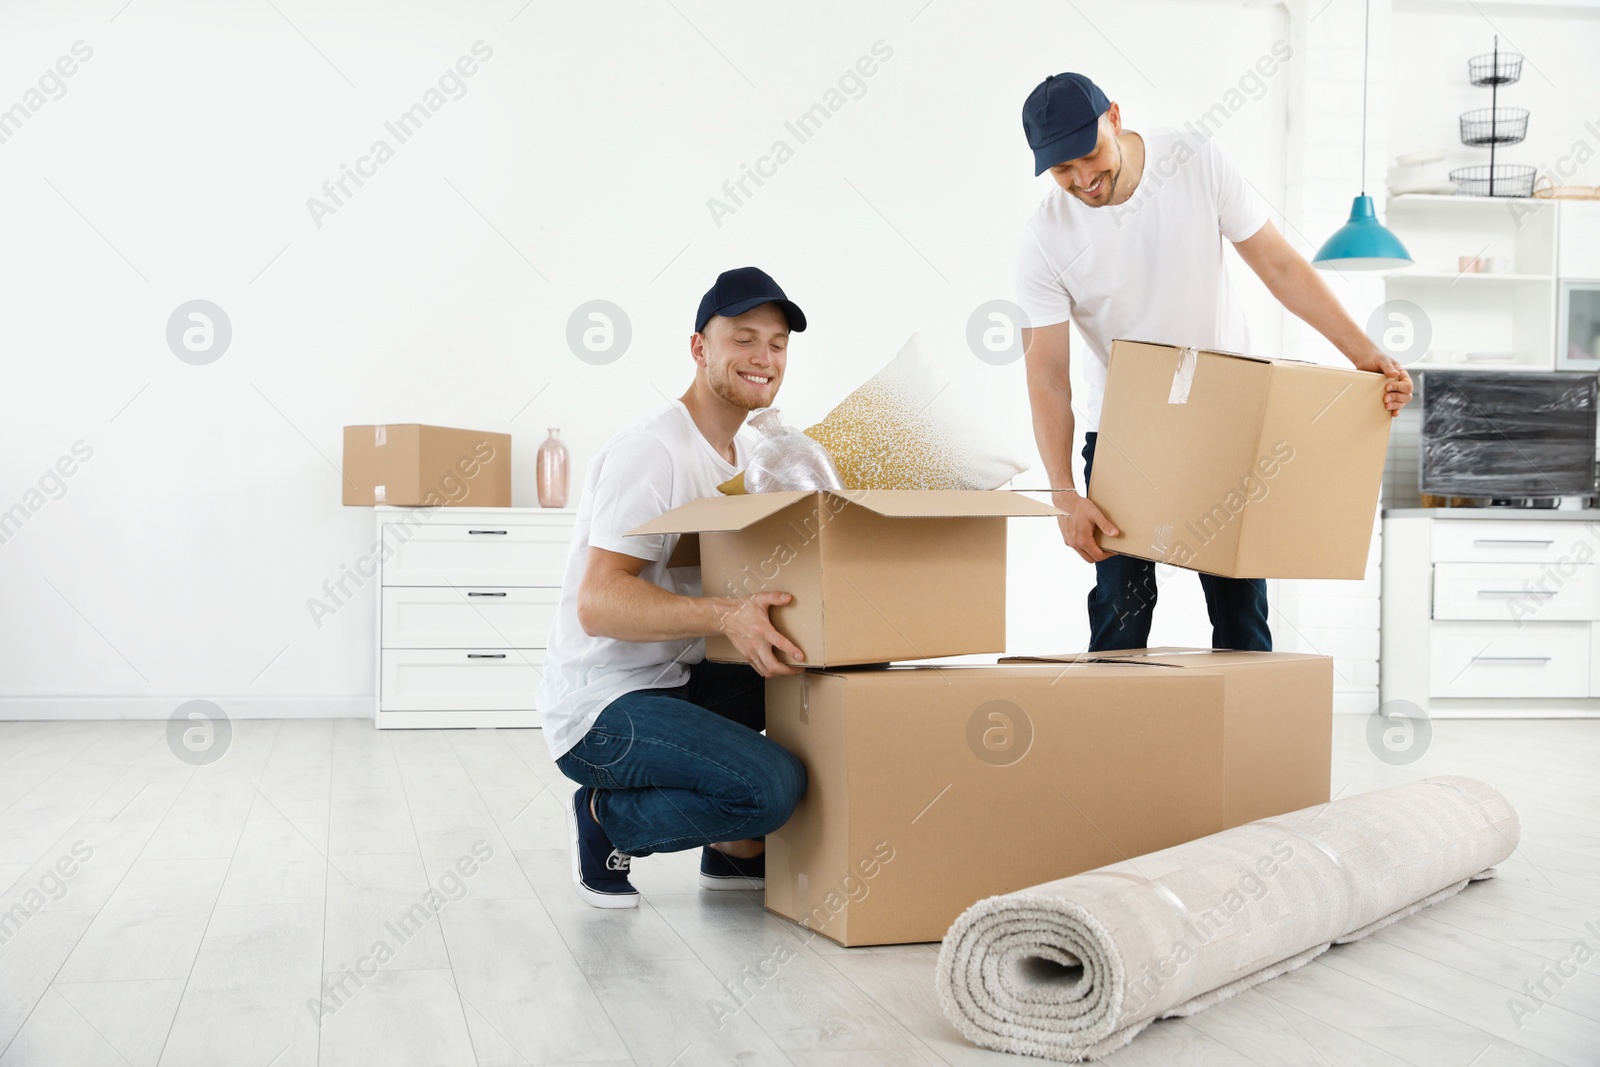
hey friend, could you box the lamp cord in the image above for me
[1360,0,1370,197]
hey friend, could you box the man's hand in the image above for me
[1353,350,1414,417]
[713,592,805,677]
[1054,490,1119,564]
[1233,222,1417,419]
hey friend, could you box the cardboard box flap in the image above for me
[628,491,812,535]
[829,489,1060,519]
[1123,649,1329,667]
[1120,339,1383,377]
[1118,339,1272,365]
[1001,646,1202,665]
[629,489,1059,537]
[802,662,1005,679]
[1002,647,1326,669]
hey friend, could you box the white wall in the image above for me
[0,0,1592,718]
[1391,0,1600,190]
[0,0,1294,716]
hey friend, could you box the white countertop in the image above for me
[1384,508,1600,520]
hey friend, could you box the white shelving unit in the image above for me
[1383,194,1560,372]
[1556,201,1600,370]
[1393,271,1550,284]
[1378,200,1600,717]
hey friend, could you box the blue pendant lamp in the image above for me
[1313,0,1413,271]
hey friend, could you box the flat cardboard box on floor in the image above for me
[627,489,1060,667]
[342,424,511,507]
[1089,339,1391,579]
[763,648,1331,947]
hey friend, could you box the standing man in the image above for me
[1014,72,1413,652]
[536,266,809,908]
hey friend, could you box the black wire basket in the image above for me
[1460,107,1529,146]
[1449,164,1537,198]
[1468,50,1522,86]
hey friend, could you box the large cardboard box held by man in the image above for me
[1089,340,1391,579]
[763,648,1331,946]
[342,424,511,507]
[628,489,1060,667]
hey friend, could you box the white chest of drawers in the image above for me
[1381,511,1600,717]
[374,506,576,729]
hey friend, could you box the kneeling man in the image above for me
[537,266,810,908]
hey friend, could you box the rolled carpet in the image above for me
[935,775,1519,1062]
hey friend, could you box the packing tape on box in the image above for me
[1152,524,1174,558]
[373,484,387,503]
[1167,346,1198,404]
[374,426,387,445]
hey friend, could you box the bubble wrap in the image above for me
[744,408,844,494]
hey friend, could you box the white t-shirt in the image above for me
[1015,128,1270,430]
[536,400,752,759]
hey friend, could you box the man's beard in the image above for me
[1103,136,1125,202]
[708,362,765,411]
[1072,136,1124,206]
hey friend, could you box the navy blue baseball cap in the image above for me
[694,266,807,333]
[1022,73,1111,176]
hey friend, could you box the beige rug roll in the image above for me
[935,776,1520,1062]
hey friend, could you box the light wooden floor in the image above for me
[0,715,1596,1067]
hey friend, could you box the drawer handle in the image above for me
[1471,655,1552,663]
[1472,538,1554,546]
[467,653,507,659]
[466,591,508,597]
[468,529,508,535]
[1476,589,1555,597]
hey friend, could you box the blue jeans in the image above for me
[555,660,807,857]
[1081,432,1271,652]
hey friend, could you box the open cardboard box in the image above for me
[1090,340,1391,579]
[628,489,1061,667]
[763,648,1331,946]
